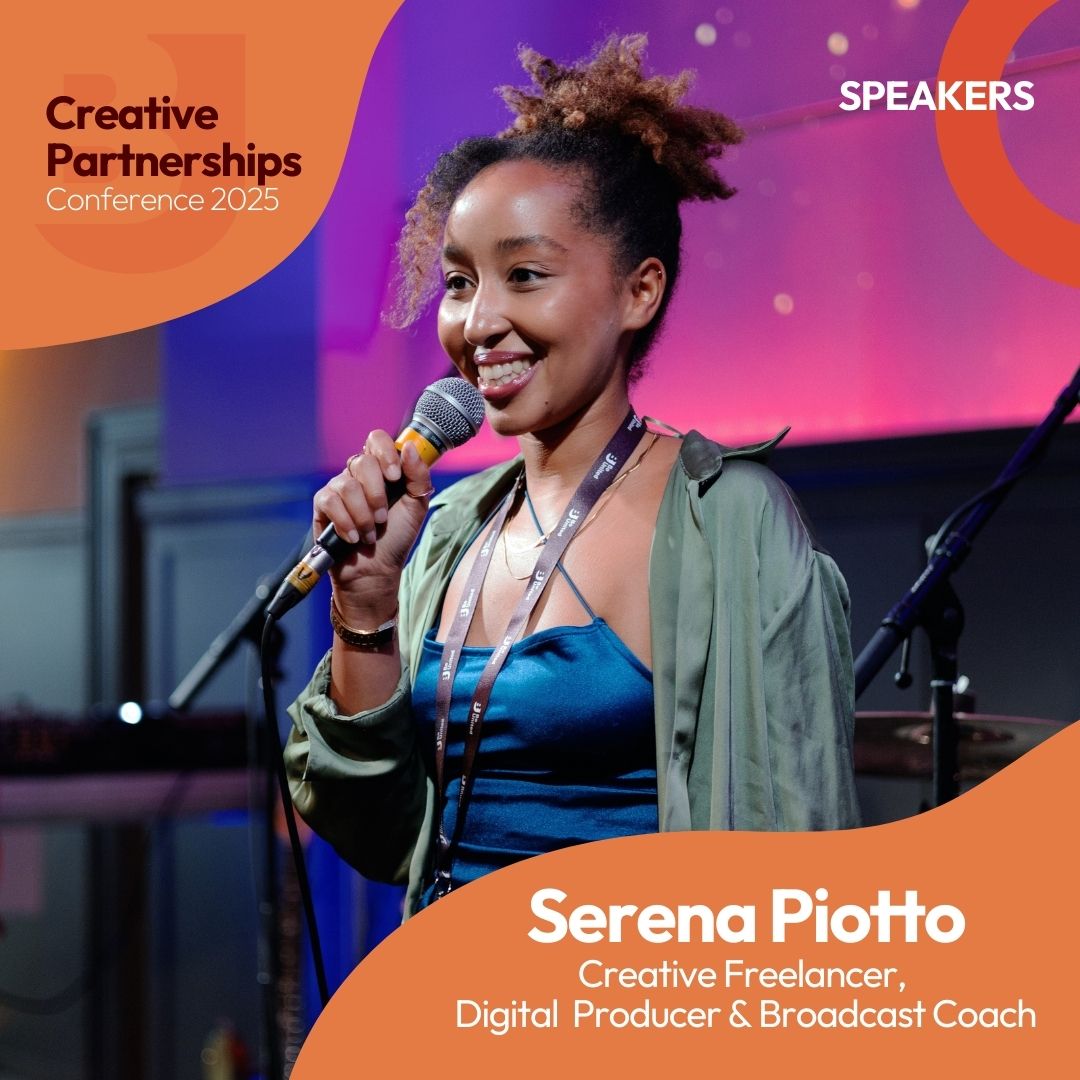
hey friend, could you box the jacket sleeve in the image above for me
[653,452,861,833]
[284,652,431,884]
[755,479,862,830]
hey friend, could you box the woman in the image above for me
[285,36,860,917]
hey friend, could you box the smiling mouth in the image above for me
[474,354,539,389]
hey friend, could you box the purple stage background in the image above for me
[317,0,1080,474]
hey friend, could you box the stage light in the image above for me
[715,8,734,25]
[119,700,143,725]
[857,272,875,291]
[895,0,921,10]
[733,31,752,50]
[828,33,850,57]
[773,293,795,316]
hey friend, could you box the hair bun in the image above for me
[497,34,743,202]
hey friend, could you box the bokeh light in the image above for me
[695,23,717,47]
[119,701,143,725]
[773,293,795,316]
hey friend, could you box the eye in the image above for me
[509,267,547,286]
[443,272,473,294]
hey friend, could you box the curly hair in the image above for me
[389,34,743,379]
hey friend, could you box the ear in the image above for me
[622,257,667,332]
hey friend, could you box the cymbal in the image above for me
[854,712,1069,780]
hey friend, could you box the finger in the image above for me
[400,440,433,496]
[329,471,378,546]
[354,453,391,526]
[364,429,403,482]
[313,487,361,545]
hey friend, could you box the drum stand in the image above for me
[890,577,965,806]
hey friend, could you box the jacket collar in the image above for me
[678,427,790,481]
[427,427,791,533]
[427,457,521,536]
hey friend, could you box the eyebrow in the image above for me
[442,234,569,262]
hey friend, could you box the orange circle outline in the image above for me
[936,0,1080,287]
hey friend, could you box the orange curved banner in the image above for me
[0,1,403,349]
[295,722,1080,1077]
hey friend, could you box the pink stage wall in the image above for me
[317,0,1080,472]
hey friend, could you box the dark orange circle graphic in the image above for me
[936,0,1080,287]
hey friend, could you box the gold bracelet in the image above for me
[329,594,397,648]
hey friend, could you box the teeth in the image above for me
[476,356,536,388]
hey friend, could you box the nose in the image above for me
[463,281,512,347]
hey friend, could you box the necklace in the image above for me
[500,487,537,580]
[499,431,660,579]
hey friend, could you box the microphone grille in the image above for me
[415,378,485,448]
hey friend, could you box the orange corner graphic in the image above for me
[936,0,1080,287]
[1,2,404,348]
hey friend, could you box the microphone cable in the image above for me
[259,612,331,1013]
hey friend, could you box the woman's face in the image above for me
[437,159,655,438]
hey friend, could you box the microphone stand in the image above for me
[168,534,309,712]
[854,366,1080,807]
[168,530,310,1080]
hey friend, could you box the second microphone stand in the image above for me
[854,366,1080,806]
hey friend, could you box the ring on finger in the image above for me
[345,453,363,478]
[405,486,436,500]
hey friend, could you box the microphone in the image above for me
[266,378,485,619]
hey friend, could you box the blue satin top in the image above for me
[412,566,657,909]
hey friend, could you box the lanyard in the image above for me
[431,409,647,897]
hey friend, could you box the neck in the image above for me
[516,384,633,502]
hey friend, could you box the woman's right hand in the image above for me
[313,430,433,624]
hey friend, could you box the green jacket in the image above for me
[285,430,861,917]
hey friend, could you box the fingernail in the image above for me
[347,529,360,544]
[363,530,377,545]
[374,508,388,524]
[387,462,402,481]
